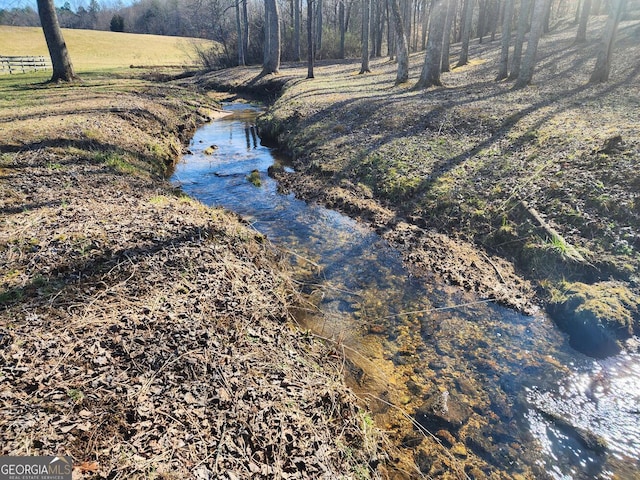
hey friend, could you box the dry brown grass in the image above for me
[186,19,640,477]
[0,71,388,478]
[196,14,640,341]
[0,26,213,71]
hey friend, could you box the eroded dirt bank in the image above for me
[195,16,640,357]
[0,73,390,478]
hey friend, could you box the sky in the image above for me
[0,0,135,9]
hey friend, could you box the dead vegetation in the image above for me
[195,14,640,356]
[2,12,639,477]
[0,73,388,478]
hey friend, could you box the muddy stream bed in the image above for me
[171,104,640,479]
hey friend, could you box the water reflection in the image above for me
[527,352,640,479]
[171,104,640,479]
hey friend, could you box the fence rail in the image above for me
[0,56,51,75]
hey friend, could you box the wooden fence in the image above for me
[0,56,51,75]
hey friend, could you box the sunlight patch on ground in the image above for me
[0,26,214,71]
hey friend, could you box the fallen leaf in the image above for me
[60,424,77,433]
[74,461,99,473]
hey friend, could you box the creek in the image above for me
[171,103,640,479]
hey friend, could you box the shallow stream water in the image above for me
[171,104,640,479]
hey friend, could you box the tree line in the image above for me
[9,0,636,85]
[259,0,633,86]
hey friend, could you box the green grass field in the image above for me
[0,26,214,71]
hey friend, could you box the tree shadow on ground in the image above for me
[0,137,173,178]
[0,223,219,310]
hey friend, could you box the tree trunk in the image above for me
[455,0,462,41]
[509,0,531,79]
[308,0,315,77]
[416,0,447,87]
[390,0,409,82]
[377,0,386,56]
[478,0,486,43]
[339,0,346,57]
[421,0,429,50]
[242,0,250,59]
[441,0,457,71]
[496,0,515,80]
[263,1,269,66]
[294,0,301,60]
[360,0,372,73]
[370,0,377,57]
[416,0,420,52]
[235,0,245,65]
[388,0,396,58]
[371,0,380,56]
[262,0,281,74]
[589,0,625,83]
[37,0,77,82]
[401,0,410,51]
[543,0,553,32]
[514,0,550,88]
[316,0,323,57]
[575,0,592,43]
[491,0,500,40]
[457,0,474,66]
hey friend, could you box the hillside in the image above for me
[2,12,639,479]
[197,14,640,359]
[0,66,390,478]
[0,26,212,70]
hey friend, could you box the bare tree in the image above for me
[37,0,77,82]
[360,0,372,73]
[509,0,531,79]
[308,0,315,77]
[514,0,551,88]
[235,0,245,65]
[412,0,420,51]
[478,0,487,42]
[316,0,323,57]
[590,0,625,83]
[421,0,430,50]
[490,0,501,39]
[457,0,474,66]
[416,0,448,88]
[371,0,381,56]
[404,0,412,52]
[543,0,553,33]
[242,0,249,58]
[294,0,301,60]
[574,0,582,23]
[575,0,592,42]
[390,0,410,83]
[388,0,396,59]
[262,0,281,74]
[339,0,346,58]
[496,0,515,80]
[377,0,387,57]
[441,0,458,72]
